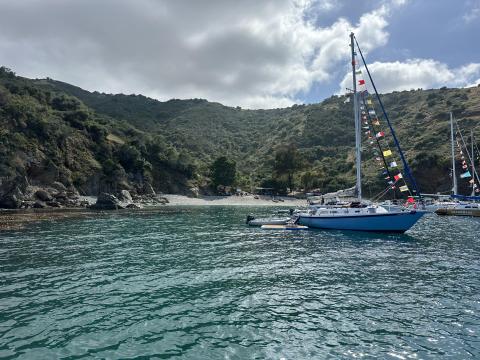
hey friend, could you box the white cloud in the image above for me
[338,59,480,94]
[463,0,480,23]
[0,0,405,109]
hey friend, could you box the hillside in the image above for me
[0,67,196,209]
[45,77,480,196]
[1,65,479,208]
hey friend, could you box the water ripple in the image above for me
[1,208,479,358]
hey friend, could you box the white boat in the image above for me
[436,202,480,217]
[432,113,480,216]
[424,201,457,212]
[261,224,308,230]
[297,33,425,233]
[246,213,291,226]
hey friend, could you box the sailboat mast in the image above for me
[450,112,458,195]
[350,32,361,201]
[472,129,475,196]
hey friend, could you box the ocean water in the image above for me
[0,206,479,359]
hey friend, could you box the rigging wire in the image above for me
[371,179,401,203]
[353,35,421,198]
[454,120,480,188]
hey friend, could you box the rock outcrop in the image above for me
[89,193,124,210]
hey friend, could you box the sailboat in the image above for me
[297,33,425,233]
[435,113,480,216]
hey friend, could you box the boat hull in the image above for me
[297,211,425,233]
[261,224,308,230]
[248,218,290,226]
[435,208,480,217]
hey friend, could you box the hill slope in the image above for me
[1,65,480,209]
[46,78,480,196]
[0,67,196,207]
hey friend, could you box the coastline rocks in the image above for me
[89,192,124,210]
[118,190,133,203]
[143,183,156,195]
[133,193,168,207]
[188,187,199,197]
[0,193,22,209]
[51,181,67,192]
[0,177,27,209]
[35,189,52,202]
[33,201,46,208]
[157,196,169,205]
[126,203,141,209]
[0,178,169,210]
[46,200,61,208]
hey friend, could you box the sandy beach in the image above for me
[163,194,307,207]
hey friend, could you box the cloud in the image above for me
[463,0,480,23]
[338,59,480,94]
[0,0,403,109]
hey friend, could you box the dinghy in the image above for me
[261,224,308,230]
[247,217,290,226]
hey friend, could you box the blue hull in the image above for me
[297,211,425,233]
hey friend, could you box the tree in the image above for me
[273,144,302,192]
[211,156,236,188]
[117,144,143,173]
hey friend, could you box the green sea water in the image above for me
[1,206,479,359]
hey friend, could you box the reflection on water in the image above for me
[1,207,479,358]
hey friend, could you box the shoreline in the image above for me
[0,195,307,230]
[163,194,307,207]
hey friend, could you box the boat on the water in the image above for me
[436,203,480,217]
[247,217,290,226]
[297,33,425,233]
[434,114,480,216]
[261,224,308,230]
[299,205,424,233]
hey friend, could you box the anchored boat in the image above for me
[247,216,290,226]
[434,114,480,216]
[436,202,480,217]
[297,33,425,233]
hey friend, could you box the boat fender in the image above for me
[246,215,255,224]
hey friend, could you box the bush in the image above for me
[51,95,81,111]
[117,144,143,172]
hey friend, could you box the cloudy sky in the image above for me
[0,0,479,109]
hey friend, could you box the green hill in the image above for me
[1,65,479,207]
[0,67,196,200]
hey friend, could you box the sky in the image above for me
[0,0,479,109]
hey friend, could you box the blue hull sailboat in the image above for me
[297,33,425,233]
[298,207,424,233]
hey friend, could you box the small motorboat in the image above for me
[246,215,290,226]
[261,224,308,230]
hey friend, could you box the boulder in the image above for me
[51,181,67,192]
[126,203,141,209]
[0,179,26,209]
[0,194,21,209]
[143,183,156,195]
[118,190,133,203]
[157,196,169,205]
[54,192,68,201]
[189,187,199,197]
[35,189,52,202]
[79,200,90,207]
[46,201,61,208]
[90,192,124,210]
[33,201,46,208]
